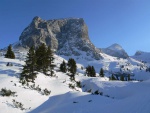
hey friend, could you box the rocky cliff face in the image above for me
[18,16,101,60]
[101,43,129,59]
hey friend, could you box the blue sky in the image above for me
[0,0,150,55]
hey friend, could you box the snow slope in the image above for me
[30,80,150,113]
[61,51,150,80]
[0,51,150,113]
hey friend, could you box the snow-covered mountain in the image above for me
[101,43,129,59]
[14,16,101,60]
[132,51,150,63]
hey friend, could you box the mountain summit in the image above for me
[18,16,101,60]
[101,43,129,59]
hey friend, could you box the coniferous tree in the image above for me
[35,44,55,76]
[120,75,124,81]
[86,65,96,77]
[47,46,54,65]
[99,68,104,77]
[86,65,91,77]
[67,58,77,80]
[128,74,130,81]
[67,58,77,74]
[91,66,96,77]
[86,65,90,76]
[36,43,47,74]
[60,60,67,73]
[46,46,55,76]
[5,44,15,59]
[109,74,116,80]
[20,46,37,82]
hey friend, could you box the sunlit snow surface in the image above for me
[0,52,150,113]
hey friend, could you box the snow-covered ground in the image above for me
[0,52,150,113]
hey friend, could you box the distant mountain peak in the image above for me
[132,51,150,63]
[107,43,123,51]
[134,51,145,56]
[101,43,128,59]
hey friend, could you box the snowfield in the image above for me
[0,52,150,113]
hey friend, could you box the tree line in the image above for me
[6,44,132,82]
[60,60,105,78]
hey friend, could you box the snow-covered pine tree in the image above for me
[20,46,37,82]
[5,44,15,59]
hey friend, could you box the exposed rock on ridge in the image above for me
[19,16,101,60]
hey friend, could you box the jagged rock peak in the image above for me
[101,43,129,59]
[18,16,101,60]
[33,16,42,21]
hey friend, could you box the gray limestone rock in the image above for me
[18,16,101,60]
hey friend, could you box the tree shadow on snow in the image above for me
[0,61,23,67]
[0,69,20,77]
